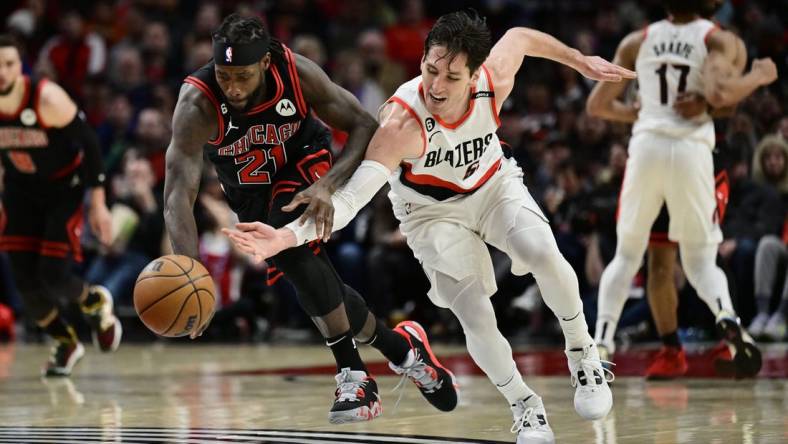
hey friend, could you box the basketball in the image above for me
[133,255,216,338]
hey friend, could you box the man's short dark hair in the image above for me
[424,10,492,74]
[0,34,22,52]
[212,14,284,63]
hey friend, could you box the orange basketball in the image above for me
[133,255,216,338]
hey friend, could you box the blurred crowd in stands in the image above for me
[0,0,785,346]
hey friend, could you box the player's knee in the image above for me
[343,285,370,336]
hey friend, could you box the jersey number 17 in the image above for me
[655,63,690,105]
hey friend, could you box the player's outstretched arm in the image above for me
[163,84,216,260]
[704,30,777,109]
[485,26,637,107]
[281,54,379,239]
[38,80,112,245]
[586,30,643,123]
[224,102,421,262]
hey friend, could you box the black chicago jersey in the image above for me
[184,45,331,197]
[0,76,84,185]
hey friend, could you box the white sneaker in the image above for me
[511,395,555,444]
[763,313,787,341]
[566,344,614,420]
[747,312,770,338]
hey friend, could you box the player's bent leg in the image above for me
[437,271,555,437]
[271,246,381,423]
[679,242,762,378]
[8,252,85,376]
[499,213,613,420]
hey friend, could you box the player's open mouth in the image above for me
[428,92,446,103]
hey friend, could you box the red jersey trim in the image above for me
[0,76,31,121]
[402,156,502,194]
[184,76,225,146]
[481,64,501,127]
[284,46,307,118]
[246,65,285,116]
[418,83,477,129]
[704,25,720,44]
[33,78,50,129]
[386,97,427,157]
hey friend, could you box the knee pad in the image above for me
[342,284,370,336]
[271,246,344,317]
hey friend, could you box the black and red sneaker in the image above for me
[43,341,85,377]
[390,320,458,412]
[328,368,382,424]
[714,312,762,379]
[82,285,122,352]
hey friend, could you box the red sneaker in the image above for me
[645,346,688,380]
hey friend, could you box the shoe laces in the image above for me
[571,355,616,387]
[510,405,535,433]
[390,350,442,409]
[335,368,366,403]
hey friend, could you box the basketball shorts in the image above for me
[390,158,549,308]
[0,175,84,262]
[618,132,722,245]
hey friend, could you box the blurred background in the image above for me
[0,0,785,349]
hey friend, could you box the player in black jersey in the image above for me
[163,14,458,423]
[0,35,122,377]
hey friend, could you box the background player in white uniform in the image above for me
[223,11,635,444]
[586,0,778,378]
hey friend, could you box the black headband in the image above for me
[213,38,270,66]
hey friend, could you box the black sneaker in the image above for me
[328,368,382,424]
[715,311,762,379]
[43,341,84,377]
[390,320,458,412]
[82,285,122,352]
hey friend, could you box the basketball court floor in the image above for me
[0,342,785,443]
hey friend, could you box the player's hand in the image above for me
[752,58,778,86]
[222,221,289,264]
[281,181,335,242]
[578,55,637,82]
[674,92,708,119]
[88,202,113,246]
[189,309,214,340]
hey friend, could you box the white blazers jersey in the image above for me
[386,66,504,205]
[633,18,718,147]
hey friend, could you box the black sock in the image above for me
[326,330,366,373]
[362,319,411,366]
[43,316,78,344]
[661,330,681,349]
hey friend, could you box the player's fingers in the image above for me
[283,194,309,212]
[323,207,334,242]
[298,202,317,226]
[236,222,264,232]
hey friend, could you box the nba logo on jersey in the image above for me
[225,47,233,63]
[276,99,296,116]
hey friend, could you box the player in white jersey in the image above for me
[223,11,635,444]
[586,0,777,378]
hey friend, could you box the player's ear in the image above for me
[260,52,271,70]
[470,67,481,83]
